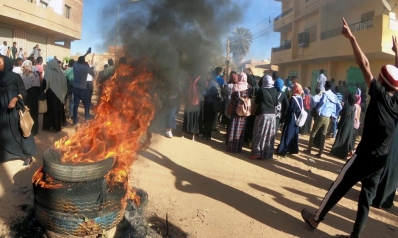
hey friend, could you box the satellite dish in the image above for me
[382,0,392,12]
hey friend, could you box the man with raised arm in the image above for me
[301,18,398,238]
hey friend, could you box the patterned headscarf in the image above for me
[232,72,249,92]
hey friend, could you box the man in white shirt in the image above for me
[0,41,7,56]
[355,82,362,97]
[317,69,327,92]
[86,64,95,107]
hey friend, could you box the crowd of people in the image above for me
[158,19,398,238]
[0,45,114,166]
[1,18,398,238]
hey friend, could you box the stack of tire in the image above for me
[33,148,127,237]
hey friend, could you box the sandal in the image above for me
[23,157,33,166]
[301,208,317,231]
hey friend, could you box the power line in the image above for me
[248,9,281,30]
[251,0,322,40]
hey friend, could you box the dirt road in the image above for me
[0,109,397,237]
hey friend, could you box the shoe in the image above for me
[303,149,311,154]
[23,157,33,166]
[316,154,322,158]
[212,129,219,132]
[165,131,173,138]
[249,155,261,160]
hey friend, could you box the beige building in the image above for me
[240,59,279,76]
[0,0,83,61]
[271,0,398,93]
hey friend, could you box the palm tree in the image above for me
[229,27,253,66]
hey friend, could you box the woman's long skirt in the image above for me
[182,106,201,134]
[25,87,40,136]
[43,89,66,132]
[226,115,248,153]
[252,114,276,159]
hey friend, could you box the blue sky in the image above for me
[71,0,281,61]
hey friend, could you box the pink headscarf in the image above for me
[232,72,249,92]
[293,83,303,96]
[355,94,361,105]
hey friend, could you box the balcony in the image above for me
[321,19,373,40]
[274,7,293,21]
[274,7,294,32]
[272,41,291,53]
[0,0,81,40]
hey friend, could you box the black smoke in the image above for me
[101,0,242,84]
[100,0,244,133]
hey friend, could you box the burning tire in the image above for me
[33,177,127,217]
[43,148,115,182]
[34,202,125,236]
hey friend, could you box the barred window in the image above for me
[306,25,317,43]
[361,11,374,22]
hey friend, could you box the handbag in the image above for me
[38,90,47,114]
[19,106,34,137]
[235,91,251,117]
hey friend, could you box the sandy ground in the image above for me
[0,104,397,238]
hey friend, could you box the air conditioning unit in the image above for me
[298,31,310,47]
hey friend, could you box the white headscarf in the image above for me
[20,60,40,90]
[262,75,274,88]
[45,59,67,102]
[232,72,249,92]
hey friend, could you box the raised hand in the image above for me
[341,18,354,39]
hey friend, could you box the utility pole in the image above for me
[226,39,230,76]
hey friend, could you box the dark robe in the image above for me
[277,96,302,155]
[330,103,356,159]
[245,74,258,142]
[25,87,41,136]
[42,88,66,132]
[0,56,37,162]
[372,125,398,208]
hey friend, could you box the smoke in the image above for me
[100,0,244,132]
[102,0,242,81]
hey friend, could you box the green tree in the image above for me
[229,27,253,66]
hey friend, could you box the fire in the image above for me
[53,64,155,184]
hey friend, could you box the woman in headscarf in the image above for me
[300,87,313,135]
[42,59,67,132]
[20,60,41,136]
[250,75,278,160]
[274,78,289,133]
[244,68,259,147]
[330,93,357,159]
[276,83,304,156]
[226,72,251,153]
[0,56,37,165]
[350,94,362,155]
[223,72,237,126]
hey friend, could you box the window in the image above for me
[54,40,65,46]
[361,11,374,22]
[306,25,317,42]
[64,5,71,19]
[41,1,48,8]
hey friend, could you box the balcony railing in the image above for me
[321,19,373,40]
[274,7,293,21]
[272,41,291,53]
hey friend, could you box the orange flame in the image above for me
[52,64,155,185]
